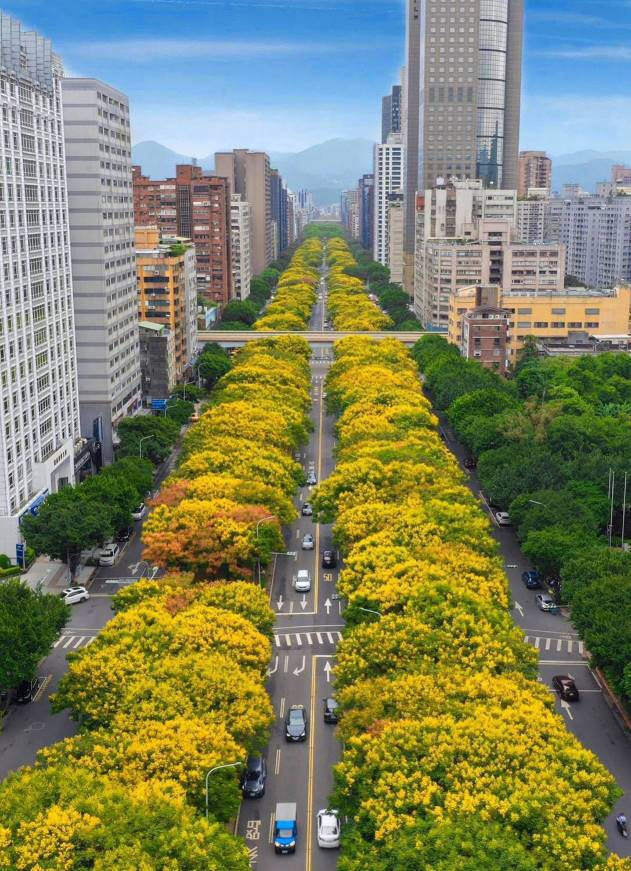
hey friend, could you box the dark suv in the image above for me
[323,697,339,724]
[322,550,337,569]
[521,570,541,589]
[552,675,579,701]
[241,755,267,798]
[285,705,307,741]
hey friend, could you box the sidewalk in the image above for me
[21,556,96,595]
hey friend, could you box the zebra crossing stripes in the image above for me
[53,634,96,651]
[525,635,584,655]
[273,630,342,648]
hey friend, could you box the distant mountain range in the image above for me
[551,149,631,194]
[131,140,631,205]
[131,138,375,206]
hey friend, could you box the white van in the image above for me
[294,570,311,592]
[99,543,120,566]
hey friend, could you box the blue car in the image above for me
[521,570,541,589]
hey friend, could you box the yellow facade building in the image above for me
[448,284,631,363]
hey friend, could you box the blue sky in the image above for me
[3,0,631,157]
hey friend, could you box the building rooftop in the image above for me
[139,320,169,334]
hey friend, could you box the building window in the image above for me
[550,322,566,328]
[585,308,600,315]
[533,322,549,328]
[551,308,566,315]
[516,321,532,328]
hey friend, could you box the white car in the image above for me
[302,533,314,550]
[294,569,311,593]
[131,503,146,521]
[536,593,557,612]
[317,809,340,849]
[60,586,90,605]
[495,511,511,526]
[99,543,120,566]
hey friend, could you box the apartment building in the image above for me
[230,194,251,300]
[214,149,272,276]
[516,194,547,243]
[62,77,140,466]
[135,227,196,381]
[418,178,516,241]
[415,218,565,329]
[374,133,405,266]
[459,287,510,374]
[131,166,176,234]
[358,173,375,251]
[0,13,82,552]
[448,283,631,362]
[388,194,405,284]
[138,320,176,403]
[382,84,402,143]
[517,151,552,197]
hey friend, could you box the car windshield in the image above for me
[277,827,294,838]
[289,710,303,723]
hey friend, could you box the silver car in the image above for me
[302,533,314,550]
[317,809,340,849]
[536,593,557,611]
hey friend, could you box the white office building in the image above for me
[62,78,141,464]
[0,14,81,554]
[230,194,251,300]
[373,133,405,268]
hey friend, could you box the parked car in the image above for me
[131,503,146,521]
[317,809,341,849]
[306,472,317,486]
[322,550,337,569]
[60,586,90,605]
[241,755,267,798]
[15,678,37,704]
[495,511,511,526]
[302,533,314,550]
[98,543,120,566]
[552,675,580,701]
[117,526,133,542]
[294,570,311,593]
[464,457,477,470]
[323,697,339,724]
[301,503,313,516]
[536,593,557,612]
[521,570,541,589]
[285,704,307,741]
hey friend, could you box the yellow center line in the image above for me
[306,653,318,871]
[315,374,324,613]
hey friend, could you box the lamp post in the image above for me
[254,516,277,586]
[180,379,196,401]
[358,606,382,618]
[164,398,178,417]
[528,499,547,507]
[205,762,242,820]
[138,435,153,459]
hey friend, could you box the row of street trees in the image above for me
[327,238,393,331]
[311,335,625,870]
[414,334,631,704]
[254,238,322,331]
[0,328,315,865]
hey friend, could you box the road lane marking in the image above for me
[557,639,562,652]
[274,748,281,776]
[268,812,275,845]
[32,674,51,702]
[62,636,76,648]
[279,697,285,719]
[72,637,83,649]
[283,656,289,674]
[306,655,316,871]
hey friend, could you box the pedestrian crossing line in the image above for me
[53,634,96,651]
[525,635,584,656]
[273,630,342,648]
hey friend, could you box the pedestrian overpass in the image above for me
[198,330,438,348]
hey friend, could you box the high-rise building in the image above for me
[135,228,197,381]
[230,194,252,300]
[516,189,548,243]
[388,194,405,284]
[358,173,375,251]
[517,151,552,197]
[418,178,516,241]
[214,149,272,276]
[270,168,282,259]
[0,13,82,552]
[132,164,232,305]
[340,189,360,239]
[374,134,405,266]
[404,0,524,283]
[62,77,141,466]
[138,320,176,404]
[381,84,402,143]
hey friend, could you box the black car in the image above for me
[241,755,267,798]
[464,457,477,470]
[323,697,339,724]
[117,526,133,542]
[15,678,37,704]
[552,675,580,701]
[285,704,307,741]
[521,570,542,589]
[322,550,337,569]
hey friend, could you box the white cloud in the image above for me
[536,44,631,61]
[521,96,631,153]
[66,36,378,62]
[130,102,378,155]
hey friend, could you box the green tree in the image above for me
[100,457,154,499]
[82,470,139,533]
[196,346,232,388]
[165,398,195,426]
[116,415,180,464]
[220,300,259,326]
[521,525,586,577]
[21,486,112,580]
[0,579,69,691]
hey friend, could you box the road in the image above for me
[440,424,631,856]
[237,256,342,870]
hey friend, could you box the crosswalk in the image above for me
[525,635,584,656]
[273,630,342,648]
[53,633,96,651]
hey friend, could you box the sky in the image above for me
[3,0,631,158]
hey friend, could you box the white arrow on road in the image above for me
[323,660,333,683]
[293,656,306,676]
[505,564,518,569]
[560,699,574,720]
[300,595,307,610]
[128,562,141,575]
[276,596,284,611]
[324,598,331,615]
[267,657,279,677]
[514,601,524,617]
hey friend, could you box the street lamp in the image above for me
[164,398,179,417]
[180,379,196,401]
[205,762,242,820]
[358,606,382,618]
[253,516,277,586]
[528,500,547,507]
[138,435,153,459]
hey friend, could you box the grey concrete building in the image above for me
[62,78,141,464]
[0,13,81,556]
[381,84,402,143]
[138,320,175,403]
[403,0,524,290]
